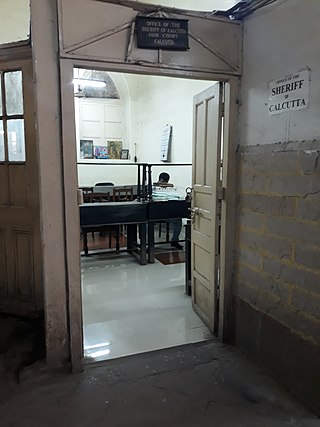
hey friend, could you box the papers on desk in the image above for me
[152,186,182,201]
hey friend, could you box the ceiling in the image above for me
[102,0,279,20]
[137,0,240,11]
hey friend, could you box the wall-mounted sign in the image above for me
[160,124,172,162]
[136,16,189,50]
[268,69,310,115]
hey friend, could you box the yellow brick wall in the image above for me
[234,141,320,346]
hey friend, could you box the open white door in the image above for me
[191,83,223,334]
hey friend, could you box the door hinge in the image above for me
[221,102,225,117]
[217,186,226,200]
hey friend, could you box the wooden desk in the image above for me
[80,201,148,265]
[80,199,191,265]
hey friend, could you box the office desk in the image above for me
[147,199,191,263]
[80,201,148,264]
[92,185,139,198]
[80,199,190,265]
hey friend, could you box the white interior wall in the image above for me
[0,0,30,44]
[240,0,320,146]
[125,74,213,188]
[77,73,213,189]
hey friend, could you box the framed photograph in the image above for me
[120,149,129,160]
[94,146,109,159]
[107,140,122,159]
[80,139,94,159]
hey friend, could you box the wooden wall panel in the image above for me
[8,165,28,206]
[0,167,8,205]
[58,0,242,77]
[12,229,35,302]
[0,228,7,296]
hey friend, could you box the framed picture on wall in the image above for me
[80,139,94,159]
[120,149,129,160]
[94,146,109,159]
[107,140,122,159]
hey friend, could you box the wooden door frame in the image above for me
[59,56,238,372]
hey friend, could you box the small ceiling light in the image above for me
[73,78,106,88]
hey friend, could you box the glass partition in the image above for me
[7,119,25,162]
[0,121,4,161]
[5,71,24,115]
[0,70,26,162]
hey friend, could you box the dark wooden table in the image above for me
[80,201,148,265]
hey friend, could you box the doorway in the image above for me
[75,68,224,362]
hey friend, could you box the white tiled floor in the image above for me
[82,252,212,362]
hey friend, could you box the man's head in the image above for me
[158,172,170,183]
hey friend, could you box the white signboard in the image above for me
[160,124,172,162]
[268,69,310,116]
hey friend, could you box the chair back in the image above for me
[84,192,111,203]
[113,186,133,202]
[79,186,93,194]
[95,182,114,186]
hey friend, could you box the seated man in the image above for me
[155,172,183,250]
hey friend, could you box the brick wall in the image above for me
[235,140,320,346]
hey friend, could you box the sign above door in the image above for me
[136,16,189,50]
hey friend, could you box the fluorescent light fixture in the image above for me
[73,78,106,88]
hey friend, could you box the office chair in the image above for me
[95,182,114,186]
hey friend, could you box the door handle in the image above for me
[189,207,200,223]
[189,207,200,214]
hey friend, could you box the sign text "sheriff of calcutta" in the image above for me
[268,69,310,116]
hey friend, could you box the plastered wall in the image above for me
[0,0,30,44]
[239,0,320,146]
[236,0,320,413]
[77,73,213,189]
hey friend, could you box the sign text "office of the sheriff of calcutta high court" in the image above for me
[136,17,189,50]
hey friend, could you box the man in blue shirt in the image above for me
[155,172,183,250]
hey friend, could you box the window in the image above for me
[0,70,26,162]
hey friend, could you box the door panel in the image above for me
[12,229,35,302]
[8,165,28,206]
[192,83,222,333]
[0,228,7,295]
[0,168,8,204]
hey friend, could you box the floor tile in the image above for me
[82,251,211,362]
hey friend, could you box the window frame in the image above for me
[0,68,26,164]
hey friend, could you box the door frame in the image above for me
[59,56,238,372]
